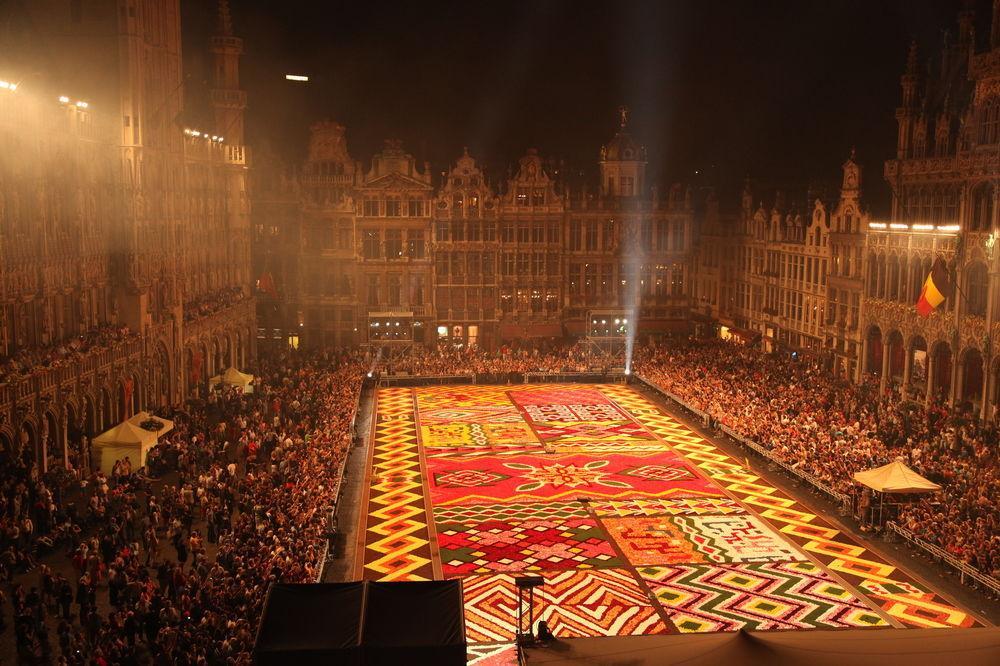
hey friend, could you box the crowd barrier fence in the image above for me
[886,521,1000,596]
[633,374,851,509]
[634,374,1000,597]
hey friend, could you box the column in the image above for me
[981,358,991,420]
[925,351,936,406]
[949,344,959,408]
[61,412,69,468]
[879,339,890,394]
[902,346,913,401]
[858,335,869,384]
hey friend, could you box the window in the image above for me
[502,253,515,276]
[339,274,353,296]
[410,275,425,305]
[672,222,684,251]
[385,199,401,216]
[363,230,380,259]
[502,221,515,243]
[366,276,380,305]
[436,254,449,278]
[435,221,449,242]
[483,254,494,277]
[517,253,529,276]
[452,220,465,242]
[603,219,615,249]
[532,221,545,243]
[620,176,634,196]
[532,188,545,205]
[585,221,598,251]
[484,222,496,242]
[385,229,402,259]
[967,263,989,316]
[407,230,425,259]
[363,199,379,216]
[408,199,424,217]
[533,253,545,276]
[468,220,481,241]
[468,254,481,278]
[569,220,582,251]
[338,226,351,249]
[517,223,530,244]
[547,222,560,243]
[387,275,401,306]
[516,188,529,206]
[453,194,464,212]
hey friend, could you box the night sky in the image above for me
[182,0,988,211]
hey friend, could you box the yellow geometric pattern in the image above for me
[360,388,433,581]
[599,383,982,629]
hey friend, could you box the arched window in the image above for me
[966,262,989,317]
[970,184,994,232]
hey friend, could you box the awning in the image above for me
[853,460,941,493]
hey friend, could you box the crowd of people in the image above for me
[378,340,601,378]
[1,326,136,384]
[1,349,363,663]
[2,335,997,662]
[633,341,1000,578]
[182,287,247,323]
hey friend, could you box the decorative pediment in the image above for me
[360,172,433,191]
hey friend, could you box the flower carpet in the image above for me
[355,383,983,662]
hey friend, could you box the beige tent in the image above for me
[853,460,941,493]
[127,411,174,437]
[210,366,255,392]
[92,421,159,474]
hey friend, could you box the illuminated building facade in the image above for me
[258,110,699,350]
[0,0,253,471]
[864,1,1000,417]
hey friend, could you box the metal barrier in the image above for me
[886,521,1000,596]
[636,374,1000,597]
[633,375,851,509]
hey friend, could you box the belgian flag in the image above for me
[915,257,953,317]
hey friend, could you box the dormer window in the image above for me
[517,188,529,206]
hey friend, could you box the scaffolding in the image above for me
[584,309,629,369]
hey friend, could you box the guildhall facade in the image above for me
[0,0,253,472]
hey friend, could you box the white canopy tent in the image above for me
[853,460,941,493]
[853,460,940,527]
[210,366,255,393]
[91,412,174,474]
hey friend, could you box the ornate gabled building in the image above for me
[865,0,1000,416]
[256,109,700,351]
[0,0,253,473]
[695,154,870,365]
[434,149,501,347]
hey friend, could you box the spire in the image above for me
[906,38,918,76]
[993,0,1000,49]
[217,0,233,37]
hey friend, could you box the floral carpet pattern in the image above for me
[355,383,983,662]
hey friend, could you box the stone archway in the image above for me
[19,420,37,469]
[42,409,59,471]
[866,326,883,376]
[100,386,113,430]
[959,347,984,408]
[887,330,905,385]
[0,429,14,466]
[906,335,928,399]
[930,341,952,402]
